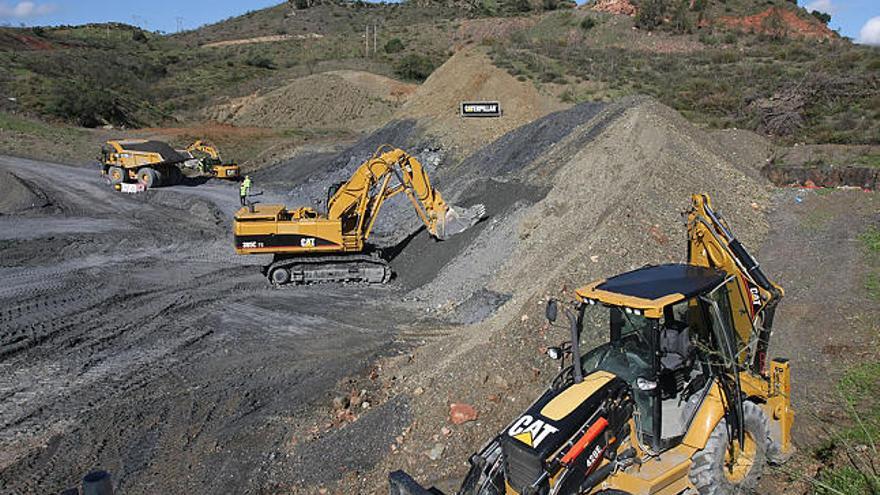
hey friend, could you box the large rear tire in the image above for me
[168,166,183,185]
[108,166,126,185]
[137,167,159,189]
[689,401,768,495]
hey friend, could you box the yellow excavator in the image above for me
[234,145,486,285]
[391,194,793,495]
[182,140,240,180]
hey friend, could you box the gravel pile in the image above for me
[0,169,53,215]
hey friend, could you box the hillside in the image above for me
[0,0,877,156]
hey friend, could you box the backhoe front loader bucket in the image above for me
[389,471,445,495]
[436,203,486,240]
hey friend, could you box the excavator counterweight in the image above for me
[234,146,485,285]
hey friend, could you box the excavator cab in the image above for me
[390,195,794,495]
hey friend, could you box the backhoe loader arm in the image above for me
[326,146,484,241]
[687,193,784,373]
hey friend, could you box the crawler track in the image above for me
[267,253,393,285]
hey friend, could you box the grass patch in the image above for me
[858,226,880,254]
[813,362,880,495]
[854,153,880,168]
[860,226,880,301]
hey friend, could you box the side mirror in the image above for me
[546,347,562,360]
[545,299,558,323]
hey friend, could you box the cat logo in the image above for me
[508,414,558,448]
[300,237,316,247]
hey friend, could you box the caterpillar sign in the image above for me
[460,101,502,118]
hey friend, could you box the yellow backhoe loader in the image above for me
[100,139,186,188]
[391,194,793,495]
[234,145,486,285]
[181,140,240,180]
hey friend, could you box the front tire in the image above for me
[108,166,126,185]
[689,401,768,495]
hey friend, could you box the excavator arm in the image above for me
[687,193,784,374]
[185,140,221,161]
[327,145,485,241]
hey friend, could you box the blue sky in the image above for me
[0,0,878,43]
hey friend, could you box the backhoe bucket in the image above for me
[389,471,445,495]
[436,203,486,240]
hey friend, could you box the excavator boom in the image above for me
[326,145,485,241]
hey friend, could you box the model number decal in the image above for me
[242,241,264,249]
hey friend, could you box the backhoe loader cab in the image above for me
[390,195,793,495]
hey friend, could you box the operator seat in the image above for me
[660,320,693,371]
[659,320,694,400]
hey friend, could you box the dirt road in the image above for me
[0,156,426,494]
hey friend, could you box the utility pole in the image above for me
[373,22,377,55]
[175,16,184,33]
[365,24,369,57]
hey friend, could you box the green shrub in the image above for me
[245,54,275,69]
[384,37,404,54]
[394,54,436,81]
[810,10,831,24]
[580,17,596,31]
[669,0,691,34]
[44,81,130,128]
[635,0,666,30]
[131,30,147,42]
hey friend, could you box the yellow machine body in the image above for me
[100,139,187,188]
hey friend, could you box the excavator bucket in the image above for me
[436,203,486,240]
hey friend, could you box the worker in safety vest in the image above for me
[240,175,252,206]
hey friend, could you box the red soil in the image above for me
[708,7,836,40]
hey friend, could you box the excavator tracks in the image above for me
[266,254,392,286]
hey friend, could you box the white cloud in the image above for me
[804,0,834,14]
[0,1,57,19]
[859,17,880,46]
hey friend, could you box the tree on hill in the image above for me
[635,0,666,30]
[810,10,831,25]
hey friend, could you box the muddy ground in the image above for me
[0,156,451,494]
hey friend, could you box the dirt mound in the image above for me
[396,47,567,158]
[205,71,415,132]
[709,7,836,40]
[588,0,636,16]
[0,170,51,215]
